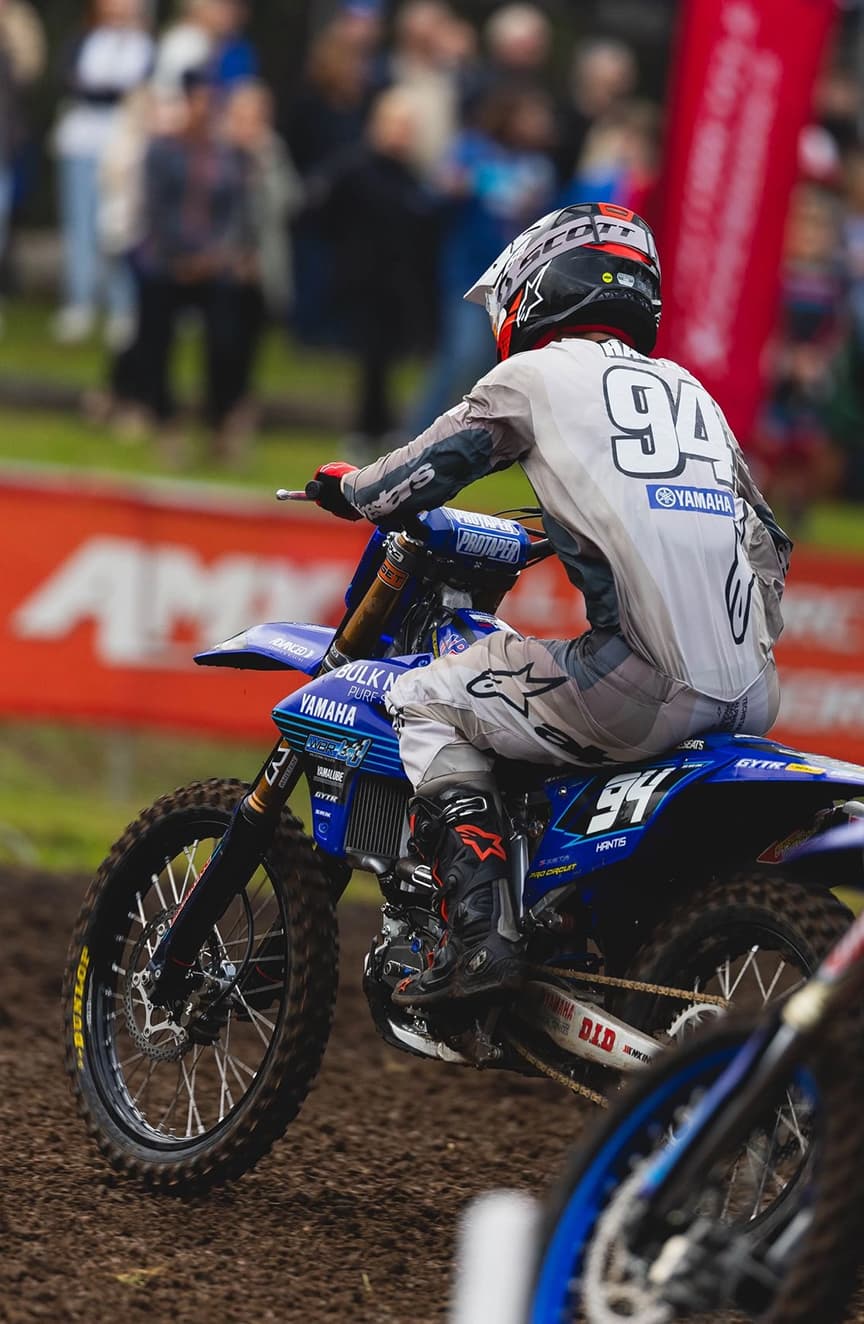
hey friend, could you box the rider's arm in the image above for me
[720,410,793,580]
[732,445,793,580]
[339,360,535,522]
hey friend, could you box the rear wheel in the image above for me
[63,778,338,1193]
[616,874,850,1041]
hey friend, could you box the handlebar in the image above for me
[275,486,553,562]
[275,487,317,502]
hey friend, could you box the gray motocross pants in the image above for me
[386,629,781,796]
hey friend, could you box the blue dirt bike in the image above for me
[63,494,862,1192]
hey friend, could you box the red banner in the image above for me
[656,0,836,440]
[1,471,863,761]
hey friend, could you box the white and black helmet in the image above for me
[465,202,662,360]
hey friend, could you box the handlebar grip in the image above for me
[304,479,323,501]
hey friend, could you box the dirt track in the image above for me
[1,868,585,1323]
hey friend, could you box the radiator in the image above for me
[345,776,410,861]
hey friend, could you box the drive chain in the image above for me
[532,966,729,1008]
[507,1034,609,1107]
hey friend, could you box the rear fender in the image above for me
[194,622,335,674]
[530,737,864,964]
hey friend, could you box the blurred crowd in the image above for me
[285,1,655,454]
[0,0,862,510]
[0,0,656,467]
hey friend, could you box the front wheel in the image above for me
[63,778,339,1193]
[529,1016,864,1324]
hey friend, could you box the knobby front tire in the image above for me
[63,778,339,1194]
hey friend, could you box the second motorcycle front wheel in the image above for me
[529,1013,864,1324]
[63,778,339,1193]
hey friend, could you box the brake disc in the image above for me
[124,910,191,1061]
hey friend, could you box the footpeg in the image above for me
[394,859,436,895]
[448,1011,504,1067]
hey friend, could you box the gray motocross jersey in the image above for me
[341,337,792,701]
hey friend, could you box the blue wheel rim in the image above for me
[530,1044,752,1323]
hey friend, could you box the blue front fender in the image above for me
[194,622,336,675]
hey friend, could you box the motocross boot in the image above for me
[391,786,524,1007]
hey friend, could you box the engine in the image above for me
[362,875,485,1064]
[365,888,442,998]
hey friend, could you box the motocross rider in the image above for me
[309,203,792,1008]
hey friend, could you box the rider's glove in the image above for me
[307,462,362,522]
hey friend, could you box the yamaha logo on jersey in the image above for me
[647,484,735,517]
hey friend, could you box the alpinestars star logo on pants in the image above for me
[466,662,567,718]
[455,824,507,862]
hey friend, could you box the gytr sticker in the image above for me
[647,484,735,516]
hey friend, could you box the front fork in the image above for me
[147,530,425,1007]
[147,738,301,1006]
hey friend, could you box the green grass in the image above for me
[0,298,352,397]
[0,406,341,490]
[0,405,540,510]
[0,718,379,901]
[0,297,422,403]
[802,505,864,553]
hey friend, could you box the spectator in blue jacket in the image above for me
[205,0,257,89]
[408,84,556,431]
[152,1,257,100]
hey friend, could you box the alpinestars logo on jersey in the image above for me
[467,663,567,717]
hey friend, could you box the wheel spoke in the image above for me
[225,1051,257,1083]
[118,1048,148,1079]
[164,856,180,904]
[134,891,158,959]
[233,988,277,1047]
[250,888,277,930]
[221,932,285,950]
[216,1018,235,1121]
[749,1107,783,1218]
[151,873,169,915]
[726,946,758,1000]
[179,842,201,901]
[721,1151,745,1219]
[132,1059,156,1108]
[156,1069,186,1132]
[758,957,787,1007]
[780,1090,808,1154]
[181,1050,206,1137]
[715,957,731,1000]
